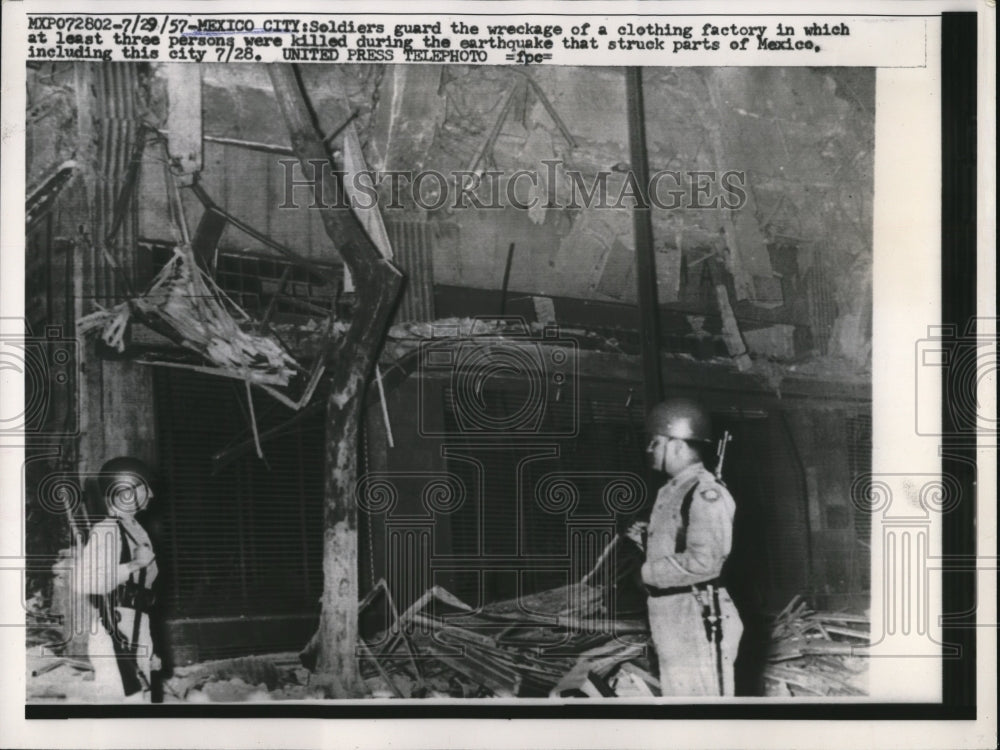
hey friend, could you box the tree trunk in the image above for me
[315,364,365,696]
[268,65,403,697]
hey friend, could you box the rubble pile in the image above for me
[762,596,869,696]
[167,655,315,702]
[26,589,871,702]
[358,580,655,698]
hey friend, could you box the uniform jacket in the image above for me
[641,461,735,589]
[75,516,158,596]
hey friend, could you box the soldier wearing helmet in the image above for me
[625,398,742,696]
[75,457,160,701]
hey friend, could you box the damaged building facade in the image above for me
[24,62,872,700]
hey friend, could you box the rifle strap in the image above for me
[117,518,131,567]
[130,567,147,655]
[674,484,698,553]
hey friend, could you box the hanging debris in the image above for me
[79,243,300,386]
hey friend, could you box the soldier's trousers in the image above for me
[648,587,742,696]
[87,606,153,702]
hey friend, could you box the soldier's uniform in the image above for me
[73,457,159,702]
[641,461,742,696]
[77,516,158,701]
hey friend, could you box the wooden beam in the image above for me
[165,65,203,183]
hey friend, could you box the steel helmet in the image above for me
[645,397,713,443]
[98,456,155,513]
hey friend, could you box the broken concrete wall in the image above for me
[132,63,873,365]
[26,63,162,459]
[140,64,392,263]
[26,65,78,191]
[366,64,873,362]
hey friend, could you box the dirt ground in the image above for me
[25,647,408,703]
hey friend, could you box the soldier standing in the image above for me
[626,398,742,696]
[75,457,160,701]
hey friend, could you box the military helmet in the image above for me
[645,397,713,443]
[98,456,155,513]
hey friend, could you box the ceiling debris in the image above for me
[78,243,300,387]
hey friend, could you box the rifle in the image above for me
[93,587,146,697]
[714,430,732,481]
[89,517,157,699]
[709,431,733,693]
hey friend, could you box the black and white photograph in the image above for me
[1,2,994,749]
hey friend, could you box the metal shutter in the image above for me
[153,369,325,621]
[442,384,648,606]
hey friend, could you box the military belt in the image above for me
[645,578,723,598]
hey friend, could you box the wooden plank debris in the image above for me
[763,597,870,696]
[550,637,649,698]
[358,640,407,698]
[339,585,871,699]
